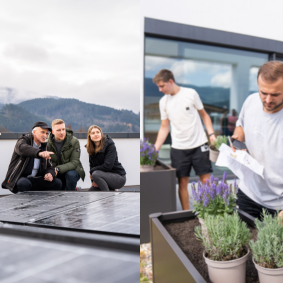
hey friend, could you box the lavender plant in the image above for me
[195,212,251,261]
[140,139,158,166]
[250,210,283,268]
[191,172,238,219]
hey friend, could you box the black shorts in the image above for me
[170,143,213,178]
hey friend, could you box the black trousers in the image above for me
[237,189,277,219]
[15,176,62,193]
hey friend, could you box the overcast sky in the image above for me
[0,0,139,113]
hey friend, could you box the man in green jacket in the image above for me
[47,119,85,191]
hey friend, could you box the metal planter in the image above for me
[141,159,176,243]
[149,209,255,283]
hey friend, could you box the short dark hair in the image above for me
[257,61,283,82]
[153,69,175,83]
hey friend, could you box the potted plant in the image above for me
[195,212,251,283]
[209,135,228,162]
[140,138,158,172]
[250,210,283,282]
[191,171,238,236]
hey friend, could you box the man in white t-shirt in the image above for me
[232,61,283,219]
[153,69,216,210]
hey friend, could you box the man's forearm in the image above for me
[155,128,169,151]
[233,126,245,142]
[202,114,214,135]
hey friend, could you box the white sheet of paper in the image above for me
[216,144,264,178]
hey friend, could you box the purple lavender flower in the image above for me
[223,171,227,182]
[216,184,221,195]
[222,189,228,202]
[203,193,210,207]
[192,185,201,202]
[210,174,214,184]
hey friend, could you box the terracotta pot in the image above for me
[140,165,154,172]
[253,258,283,283]
[209,146,219,162]
[204,249,249,283]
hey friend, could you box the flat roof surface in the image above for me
[0,232,138,283]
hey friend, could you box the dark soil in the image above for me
[164,218,259,283]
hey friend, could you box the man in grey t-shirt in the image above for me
[232,61,283,219]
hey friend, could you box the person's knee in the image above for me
[16,177,32,191]
[65,170,79,180]
[91,171,103,182]
[53,178,62,190]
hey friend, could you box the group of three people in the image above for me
[1,119,126,193]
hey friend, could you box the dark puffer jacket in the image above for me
[1,133,55,193]
[47,128,85,181]
[89,135,126,176]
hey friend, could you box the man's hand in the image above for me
[209,134,217,143]
[92,181,98,187]
[44,173,53,182]
[39,151,54,160]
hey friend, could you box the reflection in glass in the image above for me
[144,37,268,176]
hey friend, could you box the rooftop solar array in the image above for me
[0,192,140,235]
[0,191,140,282]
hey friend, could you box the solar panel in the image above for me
[0,192,140,236]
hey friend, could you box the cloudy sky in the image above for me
[0,0,139,113]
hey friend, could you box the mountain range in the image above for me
[0,98,139,133]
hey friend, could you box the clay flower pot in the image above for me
[140,165,154,172]
[204,249,250,283]
[209,146,219,162]
[253,258,283,283]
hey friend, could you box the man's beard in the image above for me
[263,99,283,112]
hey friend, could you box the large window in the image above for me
[144,37,268,176]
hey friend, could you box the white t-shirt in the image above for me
[236,93,283,210]
[159,87,208,149]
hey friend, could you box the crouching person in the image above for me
[1,122,62,193]
[86,125,126,191]
[47,119,85,191]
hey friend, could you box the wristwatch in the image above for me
[56,167,59,172]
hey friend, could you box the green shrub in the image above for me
[195,212,251,261]
[250,210,283,268]
[211,135,228,151]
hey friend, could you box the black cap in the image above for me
[32,121,52,132]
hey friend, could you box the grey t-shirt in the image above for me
[54,139,64,165]
[27,141,41,178]
[236,93,283,209]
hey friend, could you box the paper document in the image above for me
[216,144,264,178]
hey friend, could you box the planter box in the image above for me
[141,159,176,243]
[149,209,256,283]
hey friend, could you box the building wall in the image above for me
[140,0,283,135]
[0,138,140,195]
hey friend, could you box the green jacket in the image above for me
[47,128,85,181]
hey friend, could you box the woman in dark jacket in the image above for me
[86,125,126,191]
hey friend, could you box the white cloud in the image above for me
[211,72,231,88]
[0,0,139,113]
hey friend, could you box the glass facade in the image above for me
[144,37,269,176]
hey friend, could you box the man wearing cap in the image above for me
[2,121,62,193]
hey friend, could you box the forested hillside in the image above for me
[0,98,139,132]
[0,104,51,132]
